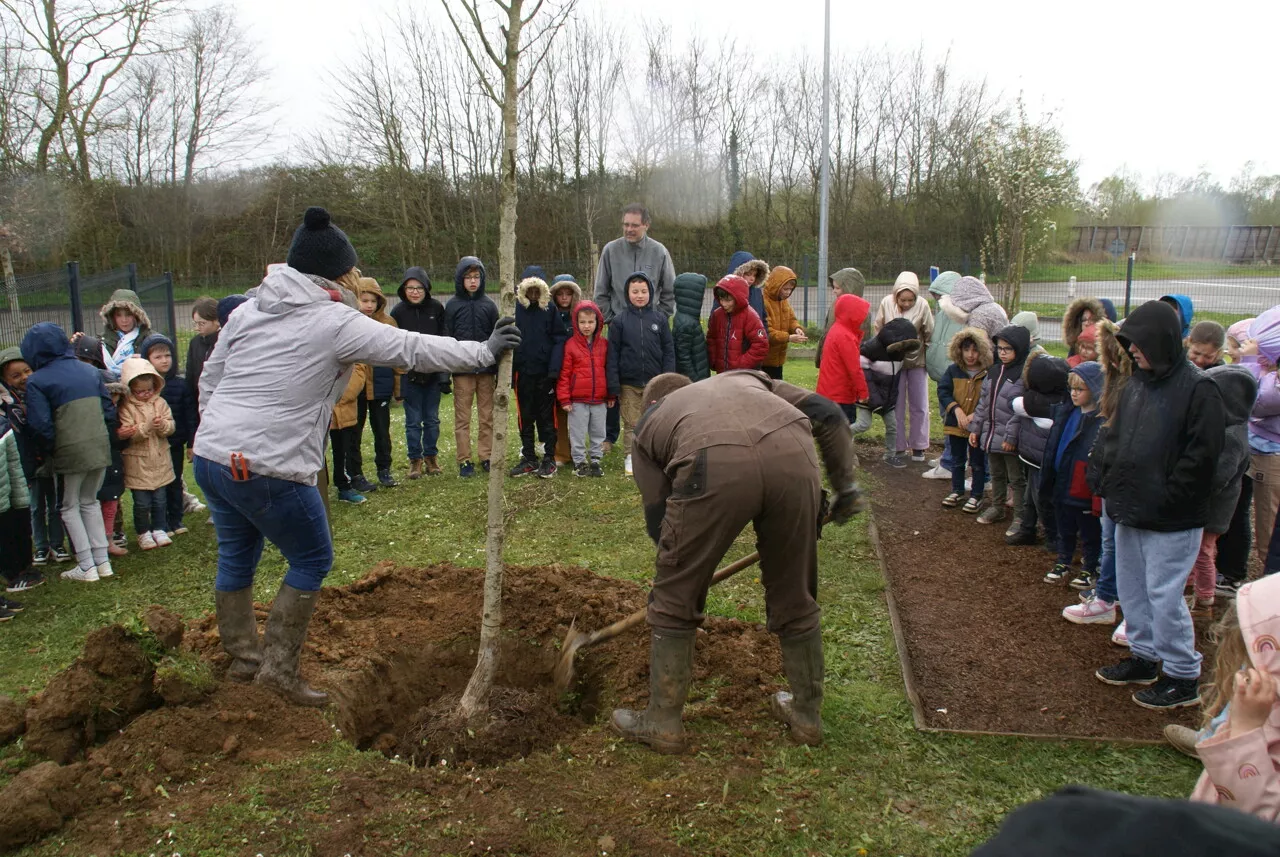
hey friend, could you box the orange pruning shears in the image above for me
[230,452,251,481]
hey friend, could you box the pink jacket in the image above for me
[1191,574,1280,820]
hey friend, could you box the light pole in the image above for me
[816,0,831,321]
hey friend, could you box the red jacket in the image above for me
[556,301,611,406]
[706,275,768,372]
[816,293,870,405]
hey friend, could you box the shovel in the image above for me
[551,551,762,694]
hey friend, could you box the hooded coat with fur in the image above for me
[98,288,153,358]
[547,276,584,379]
[816,293,870,405]
[1063,296,1106,354]
[969,324,1031,453]
[730,253,770,339]
[513,275,562,376]
[762,266,802,368]
[672,273,710,382]
[937,327,993,439]
[939,277,1009,343]
[707,275,768,373]
[118,357,175,491]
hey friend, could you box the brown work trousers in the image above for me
[620,384,644,456]
[647,423,822,638]
[453,373,496,464]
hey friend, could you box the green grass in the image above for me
[0,362,1200,855]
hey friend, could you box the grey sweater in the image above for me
[195,265,494,485]
[593,235,676,323]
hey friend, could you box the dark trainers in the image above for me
[459,460,476,478]
[1044,563,1070,583]
[1,597,22,612]
[509,458,538,478]
[52,547,72,563]
[481,460,491,473]
[1006,529,1039,546]
[574,462,589,478]
[537,456,556,479]
[589,461,604,478]
[0,606,14,623]
[1134,676,1201,710]
[1215,575,1243,599]
[377,469,398,487]
[882,453,908,469]
[6,570,44,593]
[32,549,48,566]
[1069,569,1096,591]
[1096,656,1160,687]
[349,474,378,493]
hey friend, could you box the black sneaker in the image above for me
[6,570,44,593]
[1215,575,1243,599]
[1044,563,1070,583]
[574,462,589,478]
[32,549,48,566]
[459,460,476,478]
[377,469,398,488]
[1096,657,1160,687]
[882,453,908,469]
[589,461,604,478]
[481,460,491,473]
[52,547,72,563]
[509,458,538,478]
[1133,676,1201,710]
[1069,570,1096,591]
[537,456,556,479]
[350,474,378,493]
[0,597,22,612]
[1005,529,1039,546]
[0,606,14,623]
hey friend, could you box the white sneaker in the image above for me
[153,530,173,547]
[61,566,100,582]
[95,561,114,578]
[183,490,205,513]
[624,454,633,476]
[1111,620,1129,647]
[1063,595,1116,625]
[921,463,950,480]
[139,532,157,550]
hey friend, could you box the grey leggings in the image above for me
[60,468,108,571]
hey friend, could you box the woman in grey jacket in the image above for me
[193,207,521,707]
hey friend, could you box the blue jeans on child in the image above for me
[402,379,442,460]
[194,456,333,593]
[1056,503,1101,571]
[947,434,986,500]
[1096,503,1118,603]
[1114,523,1203,680]
[29,476,65,553]
[131,486,168,534]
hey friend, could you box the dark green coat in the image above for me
[672,273,710,382]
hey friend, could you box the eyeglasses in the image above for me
[404,285,425,292]
[996,345,1015,353]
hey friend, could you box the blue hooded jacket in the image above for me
[443,256,499,375]
[1043,361,1104,508]
[140,333,197,448]
[19,322,114,473]
[1159,294,1194,339]
[607,272,676,391]
[727,251,769,340]
[513,266,562,375]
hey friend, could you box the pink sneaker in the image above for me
[1111,620,1129,647]
[1063,595,1117,625]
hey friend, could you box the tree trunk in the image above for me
[457,0,523,726]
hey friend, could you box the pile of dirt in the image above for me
[0,561,787,853]
[862,446,1205,740]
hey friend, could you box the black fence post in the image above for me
[1124,253,1135,317]
[67,261,83,333]
[164,272,177,338]
[127,262,138,293]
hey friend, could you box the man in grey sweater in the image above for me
[593,203,676,324]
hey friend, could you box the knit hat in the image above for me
[1010,310,1040,344]
[217,294,250,327]
[286,207,358,281]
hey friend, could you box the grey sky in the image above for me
[229,0,1277,190]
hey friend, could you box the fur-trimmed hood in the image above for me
[1063,296,1106,351]
[99,288,152,334]
[550,275,583,307]
[517,276,551,309]
[948,326,994,369]
[733,258,770,286]
[1096,318,1132,419]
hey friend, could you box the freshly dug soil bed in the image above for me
[862,445,1205,741]
[0,561,788,854]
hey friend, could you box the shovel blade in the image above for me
[552,622,589,694]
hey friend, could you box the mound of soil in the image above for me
[863,447,1204,740]
[1,561,788,854]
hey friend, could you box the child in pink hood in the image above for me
[1192,572,1280,821]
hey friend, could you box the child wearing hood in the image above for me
[548,275,584,468]
[761,266,807,379]
[391,266,447,478]
[511,270,562,479]
[140,334,196,535]
[1062,296,1108,358]
[938,276,1008,344]
[1067,325,1098,368]
[1041,362,1104,587]
[875,272,934,463]
[729,253,771,341]
[706,274,768,373]
[854,318,918,467]
[1010,311,1047,356]
[608,272,675,477]
[118,356,175,550]
[817,267,872,368]
[1160,294,1195,340]
[937,328,993,511]
[1227,319,1255,363]
[1007,353,1070,548]
[672,272,710,383]
[443,257,499,477]
[816,293,871,424]
[96,289,153,381]
[968,325,1031,525]
[354,278,402,489]
[1239,307,1280,578]
[1188,573,1280,822]
[557,301,612,477]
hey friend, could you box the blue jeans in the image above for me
[1097,503,1118,603]
[402,380,442,460]
[194,456,333,593]
[1114,523,1203,680]
[29,477,65,552]
[947,434,986,500]
[131,487,168,534]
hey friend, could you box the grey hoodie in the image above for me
[593,235,676,323]
[195,265,494,485]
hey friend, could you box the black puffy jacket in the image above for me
[392,266,449,386]
[443,256,499,376]
[513,275,561,375]
[860,318,919,413]
[1097,300,1225,532]
[606,272,676,390]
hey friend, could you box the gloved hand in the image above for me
[487,317,521,358]
[829,485,865,526]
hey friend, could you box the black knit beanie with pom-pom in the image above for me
[286,206,358,281]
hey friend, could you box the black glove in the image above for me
[829,486,865,526]
[487,317,521,358]
[440,381,452,396]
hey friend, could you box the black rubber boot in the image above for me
[611,629,694,754]
[255,583,329,707]
[770,629,825,746]
[215,587,262,682]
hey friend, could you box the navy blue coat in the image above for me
[19,323,115,472]
[443,257,499,375]
[140,334,197,448]
[513,277,562,376]
[606,272,676,391]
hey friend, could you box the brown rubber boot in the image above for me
[408,458,424,480]
[255,583,328,707]
[215,587,261,682]
[611,629,694,754]
[770,629,824,745]
[424,455,442,476]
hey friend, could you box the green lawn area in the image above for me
[0,360,1199,856]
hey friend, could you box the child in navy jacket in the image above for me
[1042,361,1104,588]
[511,269,563,478]
[607,272,674,476]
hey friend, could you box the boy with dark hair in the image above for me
[706,274,768,373]
[511,270,562,479]
[1094,300,1225,710]
[444,257,499,478]
[608,272,675,476]
[1187,320,1226,370]
[391,266,448,478]
[140,334,196,535]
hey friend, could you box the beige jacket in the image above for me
[119,358,176,490]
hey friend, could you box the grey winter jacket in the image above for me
[593,235,676,323]
[195,265,494,485]
[1206,365,1259,534]
[967,326,1031,454]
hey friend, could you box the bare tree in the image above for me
[439,0,577,726]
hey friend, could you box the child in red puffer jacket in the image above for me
[707,274,768,373]
[556,301,613,477]
[816,293,871,421]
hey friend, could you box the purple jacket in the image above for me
[1241,357,1280,446]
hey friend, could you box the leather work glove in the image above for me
[487,317,522,358]
[829,485,866,526]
